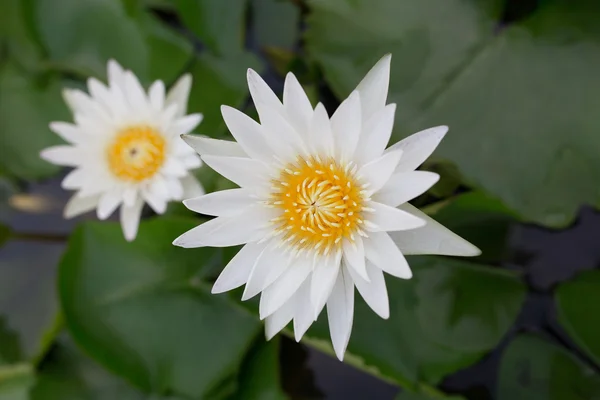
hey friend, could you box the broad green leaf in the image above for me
[31,338,147,400]
[0,0,42,71]
[0,241,62,361]
[139,13,194,83]
[31,0,147,78]
[0,364,35,400]
[31,336,189,400]
[30,0,192,83]
[253,0,300,50]
[0,63,68,180]
[306,0,600,227]
[301,257,525,386]
[556,270,600,367]
[498,334,600,400]
[174,0,247,55]
[187,52,262,138]
[432,191,519,263]
[0,318,22,365]
[59,219,262,399]
[229,338,287,400]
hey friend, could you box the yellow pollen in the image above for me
[270,156,365,254]
[107,125,166,182]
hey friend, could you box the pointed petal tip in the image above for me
[264,328,277,341]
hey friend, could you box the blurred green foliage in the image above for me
[0,0,599,399]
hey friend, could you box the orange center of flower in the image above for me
[107,126,166,182]
[270,156,366,254]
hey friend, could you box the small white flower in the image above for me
[173,54,480,360]
[41,60,204,241]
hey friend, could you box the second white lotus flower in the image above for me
[173,54,480,360]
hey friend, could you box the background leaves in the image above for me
[0,0,599,399]
[306,0,600,227]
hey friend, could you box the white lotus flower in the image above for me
[173,54,480,360]
[41,60,204,241]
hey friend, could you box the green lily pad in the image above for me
[556,270,600,367]
[0,63,68,180]
[187,52,263,138]
[30,0,192,82]
[174,0,247,56]
[498,334,600,399]
[0,364,35,400]
[59,219,262,399]
[302,256,525,386]
[306,0,600,227]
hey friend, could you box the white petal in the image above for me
[358,150,402,193]
[120,196,144,242]
[283,72,312,135]
[107,59,126,89]
[242,244,291,301]
[389,203,481,256]
[85,78,115,121]
[346,261,389,319]
[62,89,88,115]
[61,168,86,189]
[355,104,396,165]
[308,103,334,157]
[310,251,341,319]
[363,232,412,279]
[221,105,271,162]
[265,295,295,340]
[247,68,283,122]
[212,242,267,293]
[201,155,270,189]
[40,146,83,166]
[149,176,170,200]
[365,201,425,232]
[259,104,305,160]
[166,73,192,117]
[123,71,149,112]
[64,193,100,218]
[148,80,165,111]
[386,126,448,172]
[212,241,268,293]
[172,205,274,248]
[159,103,179,132]
[293,280,314,341]
[327,267,354,361]
[143,189,167,214]
[171,114,202,136]
[123,187,138,207]
[342,237,369,282]
[166,178,184,200]
[161,158,188,178]
[97,189,123,220]
[375,171,440,207]
[182,154,202,169]
[331,91,361,162]
[183,188,255,217]
[181,175,205,199]
[49,122,84,144]
[88,75,128,119]
[181,135,247,158]
[172,114,203,136]
[355,54,391,121]
[259,256,312,319]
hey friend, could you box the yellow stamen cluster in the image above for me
[107,126,166,182]
[269,156,367,254]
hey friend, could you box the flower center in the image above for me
[107,126,166,182]
[270,156,367,254]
